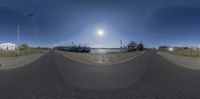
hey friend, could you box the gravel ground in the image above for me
[158,51,200,70]
[56,50,146,65]
[0,50,49,70]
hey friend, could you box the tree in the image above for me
[20,43,29,50]
[127,41,137,52]
[137,43,144,51]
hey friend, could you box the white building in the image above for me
[168,47,174,52]
[0,43,16,51]
[168,47,180,52]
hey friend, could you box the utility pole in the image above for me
[17,25,20,57]
[84,43,86,47]
[120,40,122,53]
[17,12,34,57]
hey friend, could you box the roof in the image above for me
[0,43,16,45]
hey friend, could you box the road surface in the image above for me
[0,50,200,99]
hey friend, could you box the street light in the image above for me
[17,13,34,57]
[17,25,20,57]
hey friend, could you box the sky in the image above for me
[0,0,200,48]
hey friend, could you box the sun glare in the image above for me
[97,30,104,36]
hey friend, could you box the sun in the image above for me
[97,30,104,36]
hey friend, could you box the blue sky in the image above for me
[0,0,200,48]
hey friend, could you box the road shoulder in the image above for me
[0,50,49,70]
[157,51,200,70]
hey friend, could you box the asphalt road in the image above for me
[0,50,200,99]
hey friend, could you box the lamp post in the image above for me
[17,13,34,57]
[17,25,20,57]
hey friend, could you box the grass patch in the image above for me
[167,49,200,57]
[0,49,46,57]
